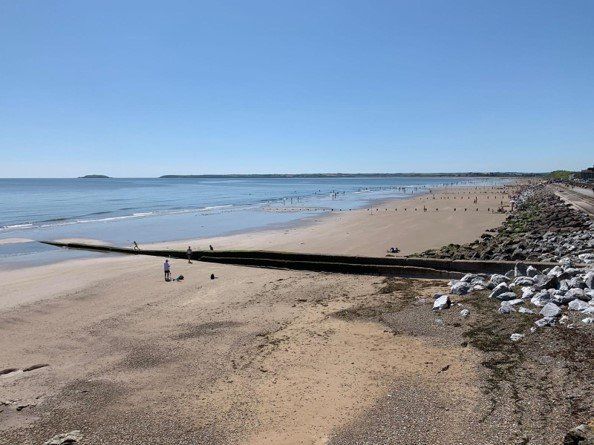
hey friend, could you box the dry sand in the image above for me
[0,185,512,444]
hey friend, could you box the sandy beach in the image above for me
[0,184,536,444]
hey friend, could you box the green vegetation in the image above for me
[546,170,573,180]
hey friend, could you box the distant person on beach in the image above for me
[209,244,214,251]
[133,241,139,250]
[164,259,171,281]
[187,246,193,264]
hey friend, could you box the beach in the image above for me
[2,183,590,444]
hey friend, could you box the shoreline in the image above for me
[0,178,508,271]
[0,184,511,312]
[0,182,529,445]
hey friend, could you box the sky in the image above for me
[1,0,593,177]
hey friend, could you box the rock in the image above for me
[488,274,509,288]
[559,315,570,324]
[496,292,518,301]
[563,423,594,445]
[562,288,586,303]
[568,277,586,289]
[547,265,565,277]
[460,273,477,283]
[44,430,82,445]
[489,282,510,299]
[514,276,534,286]
[433,295,451,311]
[521,287,535,299]
[526,265,540,277]
[510,333,524,342]
[568,299,590,312]
[505,270,515,279]
[584,272,594,289]
[533,273,559,290]
[518,307,535,314]
[451,281,471,295]
[535,317,556,327]
[498,304,515,314]
[531,290,552,307]
[530,290,552,307]
[507,298,524,306]
[460,309,470,318]
[540,302,562,318]
[560,257,573,268]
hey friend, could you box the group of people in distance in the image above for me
[161,244,214,282]
[132,241,213,282]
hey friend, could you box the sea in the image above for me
[0,177,505,269]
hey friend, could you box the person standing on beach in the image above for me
[164,259,171,281]
[186,246,193,264]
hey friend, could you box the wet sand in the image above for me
[0,185,513,444]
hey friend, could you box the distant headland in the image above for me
[78,174,111,178]
[160,172,543,179]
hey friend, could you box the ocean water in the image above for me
[0,177,503,269]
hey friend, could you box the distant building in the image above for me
[576,165,594,181]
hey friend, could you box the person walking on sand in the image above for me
[133,241,140,250]
[164,259,171,281]
[186,246,193,264]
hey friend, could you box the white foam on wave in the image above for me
[0,204,240,233]
[0,237,34,245]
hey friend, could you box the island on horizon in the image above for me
[78,174,111,179]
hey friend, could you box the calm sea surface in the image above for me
[0,177,503,269]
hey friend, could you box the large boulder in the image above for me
[489,282,510,299]
[521,287,535,300]
[451,281,471,295]
[526,265,540,277]
[433,295,451,311]
[44,431,82,445]
[568,299,590,312]
[518,307,535,315]
[563,423,594,445]
[540,302,562,318]
[531,290,552,307]
[497,292,519,301]
[488,274,510,289]
[533,274,559,290]
[584,272,594,289]
[460,273,477,283]
[535,317,556,327]
[547,265,565,277]
[498,304,515,314]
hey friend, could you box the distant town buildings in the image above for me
[576,165,594,181]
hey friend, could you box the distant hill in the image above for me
[78,174,110,178]
[160,172,544,179]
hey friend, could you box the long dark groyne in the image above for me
[41,241,564,280]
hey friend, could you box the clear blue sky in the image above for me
[1,0,593,177]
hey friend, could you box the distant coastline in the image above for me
[78,174,110,179]
[160,172,542,179]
